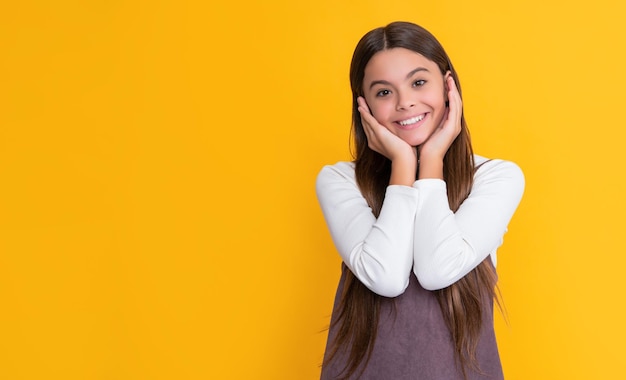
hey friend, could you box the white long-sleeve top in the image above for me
[316,155,525,297]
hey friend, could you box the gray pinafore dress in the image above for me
[320,264,504,380]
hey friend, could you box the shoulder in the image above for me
[473,154,525,196]
[316,161,357,187]
[315,161,362,203]
[315,161,363,211]
[474,154,524,180]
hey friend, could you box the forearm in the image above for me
[417,152,444,180]
[317,163,418,297]
[390,156,418,186]
[412,180,479,290]
[412,159,525,290]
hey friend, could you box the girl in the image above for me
[316,21,525,379]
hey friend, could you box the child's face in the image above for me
[362,48,448,147]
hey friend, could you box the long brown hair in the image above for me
[323,22,499,379]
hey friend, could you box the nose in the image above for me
[396,91,415,111]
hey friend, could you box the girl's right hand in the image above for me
[358,97,417,186]
[357,97,416,164]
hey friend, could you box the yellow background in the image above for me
[1,0,625,379]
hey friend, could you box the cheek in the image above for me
[426,94,447,114]
[424,95,447,124]
[367,101,392,122]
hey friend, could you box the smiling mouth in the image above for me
[397,114,425,126]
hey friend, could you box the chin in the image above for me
[403,136,427,147]
[399,128,437,147]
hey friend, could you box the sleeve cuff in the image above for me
[386,184,420,197]
[412,178,446,190]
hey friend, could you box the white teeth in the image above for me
[399,114,425,126]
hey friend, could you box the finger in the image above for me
[357,96,371,114]
[358,111,377,134]
[359,108,379,128]
[448,77,462,107]
[358,106,385,138]
[446,77,462,126]
[357,98,372,121]
[361,115,374,139]
[359,112,376,142]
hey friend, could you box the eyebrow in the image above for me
[368,67,429,89]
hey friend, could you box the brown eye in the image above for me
[376,89,391,97]
[413,80,426,87]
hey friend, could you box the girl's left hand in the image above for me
[419,74,463,161]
